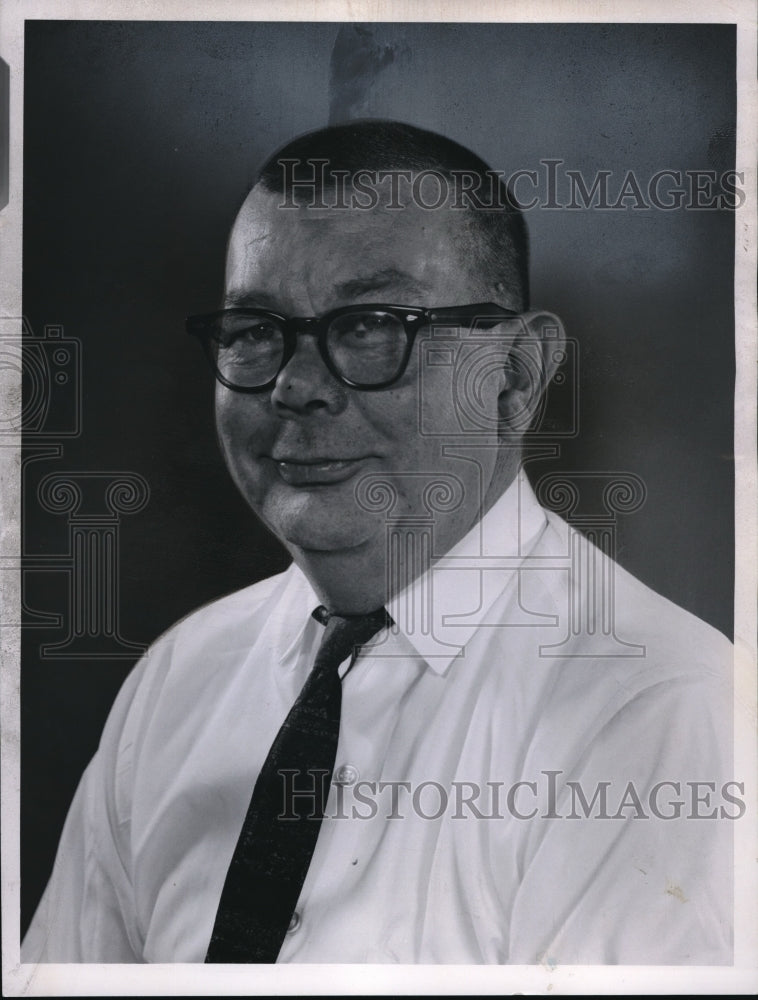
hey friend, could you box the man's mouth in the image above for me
[270,456,368,485]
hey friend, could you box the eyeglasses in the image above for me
[186,302,519,392]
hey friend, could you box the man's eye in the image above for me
[354,315,390,333]
[334,313,400,344]
[218,321,279,346]
[244,323,279,341]
[349,325,381,340]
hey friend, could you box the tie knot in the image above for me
[312,605,390,671]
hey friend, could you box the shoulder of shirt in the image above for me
[534,509,733,686]
[110,565,302,712]
[504,509,736,770]
[92,564,307,767]
[147,562,308,657]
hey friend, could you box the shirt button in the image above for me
[334,764,359,786]
[287,911,301,933]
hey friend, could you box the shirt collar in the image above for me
[275,569,322,665]
[278,469,547,674]
[384,468,547,674]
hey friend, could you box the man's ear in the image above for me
[497,311,566,433]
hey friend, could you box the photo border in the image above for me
[2,0,756,994]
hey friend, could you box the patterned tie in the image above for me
[205,604,389,963]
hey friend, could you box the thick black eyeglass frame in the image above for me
[186,302,519,392]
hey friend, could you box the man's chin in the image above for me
[279,521,375,554]
[262,498,378,554]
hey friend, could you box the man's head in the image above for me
[203,120,564,610]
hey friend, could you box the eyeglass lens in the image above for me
[211,310,409,388]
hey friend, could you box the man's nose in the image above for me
[270,334,348,416]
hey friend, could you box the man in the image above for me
[23,120,734,964]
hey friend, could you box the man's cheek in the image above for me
[217,433,273,511]
[216,398,268,453]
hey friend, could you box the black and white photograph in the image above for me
[2,1,756,994]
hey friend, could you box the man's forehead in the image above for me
[224,267,428,309]
[226,183,480,306]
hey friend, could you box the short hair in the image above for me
[253,119,530,310]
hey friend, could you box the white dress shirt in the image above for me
[22,473,735,964]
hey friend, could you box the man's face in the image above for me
[217,184,510,564]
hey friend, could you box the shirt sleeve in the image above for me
[22,656,151,963]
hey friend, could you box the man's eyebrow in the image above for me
[223,269,426,311]
[333,268,426,300]
[223,290,278,309]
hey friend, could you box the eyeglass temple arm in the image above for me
[426,302,518,323]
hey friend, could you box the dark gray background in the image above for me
[21,21,735,933]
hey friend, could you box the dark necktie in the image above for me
[205,604,389,963]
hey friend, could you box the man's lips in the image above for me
[268,455,370,485]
